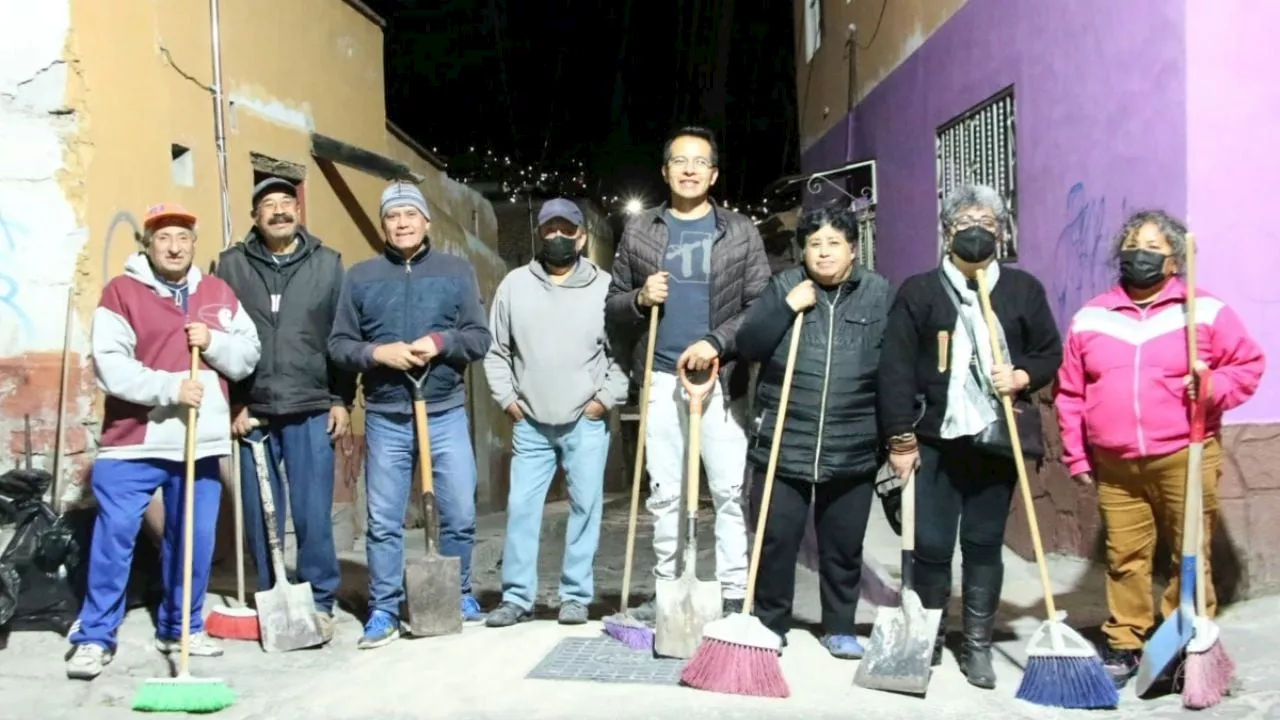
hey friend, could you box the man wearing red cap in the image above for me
[66,204,261,680]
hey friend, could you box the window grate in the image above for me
[935,89,1017,260]
[855,200,876,272]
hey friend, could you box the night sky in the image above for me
[364,0,799,211]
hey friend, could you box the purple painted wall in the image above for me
[802,0,1187,332]
[1187,1,1280,423]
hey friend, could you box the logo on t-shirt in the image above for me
[666,231,713,284]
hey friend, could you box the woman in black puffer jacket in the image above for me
[735,200,894,659]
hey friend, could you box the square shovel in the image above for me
[653,360,723,659]
[404,370,463,638]
[245,424,323,653]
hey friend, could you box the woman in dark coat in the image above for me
[736,200,894,659]
[877,183,1063,689]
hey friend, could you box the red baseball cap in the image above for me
[143,203,198,231]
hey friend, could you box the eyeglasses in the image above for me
[667,156,714,171]
[953,215,998,232]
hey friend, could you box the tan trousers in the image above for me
[1095,439,1220,650]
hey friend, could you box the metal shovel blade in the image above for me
[406,551,462,637]
[653,567,721,659]
[1134,604,1195,696]
[853,589,941,696]
[254,579,323,653]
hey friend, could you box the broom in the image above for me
[133,347,236,713]
[1181,232,1234,710]
[973,269,1117,710]
[206,437,259,641]
[603,306,659,650]
[679,312,802,698]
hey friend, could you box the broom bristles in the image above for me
[1182,640,1235,709]
[131,675,236,713]
[680,638,789,698]
[206,606,261,641]
[1016,655,1119,709]
[602,614,654,651]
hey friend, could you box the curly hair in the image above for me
[1111,209,1189,272]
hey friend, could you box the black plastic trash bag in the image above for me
[0,468,81,635]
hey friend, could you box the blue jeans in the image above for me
[71,457,222,650]
[364,407,477,617]
[239,411,340,613]
[501,416,609,611]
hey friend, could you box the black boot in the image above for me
[959,564,1002,690]
[914,581,950,667]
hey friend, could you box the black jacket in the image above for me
[876,265,1062,441]
[605,202,772,399]
[737,266,894,482]
[215,228,356,416]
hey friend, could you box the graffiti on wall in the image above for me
[0,206,35,337]
[1049,182,1128,327]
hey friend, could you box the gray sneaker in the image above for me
[66,643,112,680]
[628,596,656,624]
[316,612,335,644]
[485,602,532,628]
[155,632,223,657]
[558,601,589,625]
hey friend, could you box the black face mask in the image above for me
[1119,249,1170,290]
[950,226,997,263]
[539,234,579,267]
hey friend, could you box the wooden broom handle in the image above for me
[620,306,660,611]
[180,346,200,675]
[744,312,804,613]
[1184,232,1210,615]
[975,268,1057,618]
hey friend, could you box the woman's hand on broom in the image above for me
[1184,360,1211,402]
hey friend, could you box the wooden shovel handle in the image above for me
[744,312,804,612]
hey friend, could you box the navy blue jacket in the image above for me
[328,244,492,415]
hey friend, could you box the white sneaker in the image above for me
[66,643,112,680]
[154,632,224,657]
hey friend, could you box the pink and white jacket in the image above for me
[92,253,261,463]
[1056,277,1265,477]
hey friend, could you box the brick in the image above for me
[0,352,93,420]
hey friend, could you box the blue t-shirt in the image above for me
[653,210,716,372]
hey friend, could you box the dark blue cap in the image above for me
[537,198,584,228]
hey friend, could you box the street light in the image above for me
[624,198,644,215]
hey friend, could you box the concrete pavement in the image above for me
[2,496,1279,719]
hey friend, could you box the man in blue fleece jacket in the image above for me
[328,182,492,649]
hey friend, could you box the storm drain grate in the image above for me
[526,635,687,686]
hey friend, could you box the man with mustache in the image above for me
[329,182,492,649]
[214,177,354,645]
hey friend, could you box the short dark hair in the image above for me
[662,125,720,167]
[796,200,859,246]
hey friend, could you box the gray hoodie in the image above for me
[484,259,629,426]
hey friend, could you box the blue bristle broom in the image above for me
[975,269,1118,710]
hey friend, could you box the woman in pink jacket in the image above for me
[1055,209,1265,690]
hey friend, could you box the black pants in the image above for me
[747,467,875,637]
[912,439,1017,605]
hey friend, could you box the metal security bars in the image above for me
[935,88,1018,260]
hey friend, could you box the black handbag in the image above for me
[937,271,1045,461]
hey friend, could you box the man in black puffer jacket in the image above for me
[214,177,354,643]
[736,200,893,659]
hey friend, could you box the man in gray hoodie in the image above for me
[483,198,629,627]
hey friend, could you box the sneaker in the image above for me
[722,598,744,617]
[461,595,485,623]
[629,595,656,624]
[154,632,223,657]
[822,634,866,660]
[558,601,589,625]
[485,602,532,628]
[66,643,112,680]
[357,610,400,650]
[1104,647,1139,688]
[316,612,335,644]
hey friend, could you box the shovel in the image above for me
[404,369,463,638]
[245,421,324,652]
[854,470,942,696]
[654,359,724,659]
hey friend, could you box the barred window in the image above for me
[936,88,1018,260]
